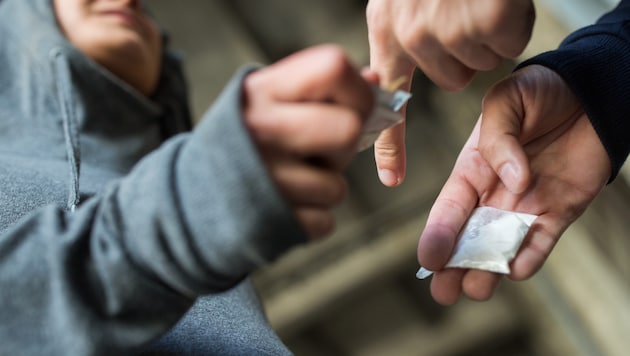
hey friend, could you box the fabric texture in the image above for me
[0,0,304,354]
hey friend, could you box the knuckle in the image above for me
[374,140,403,160]
[442,66,475,91]
[480,2,535,57]
[476,132,503,164]
[437,26,464,50]
[481,11,506,34]
[483,55,503,71]
[366,3,386,33]
[477,132,498,157]
[398,30,430,56]
[500,39,528,58]
[317,45,354,79]
[243,71,265,93]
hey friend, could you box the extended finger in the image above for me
[369,43,413,187]
[374,122,406,187]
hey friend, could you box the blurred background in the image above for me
[150,0,630,355]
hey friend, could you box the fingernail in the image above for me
[498,162,519,193]
[378,169,399,186]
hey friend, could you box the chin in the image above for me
[91,38,162,96]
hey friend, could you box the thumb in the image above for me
[477,79,531,194]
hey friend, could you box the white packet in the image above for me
[357,86,412,151]
[416,206,538,279]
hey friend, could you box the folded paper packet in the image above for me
[416,206,538,279]
[357,86,412,151]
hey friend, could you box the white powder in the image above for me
[416,206,537,279]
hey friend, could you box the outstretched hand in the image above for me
[366,0,535,186]
[418,65,611,305]
[242,45,376,240]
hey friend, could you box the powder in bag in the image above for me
[416,206,538,279]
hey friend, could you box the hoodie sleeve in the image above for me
[515,0,630,181]
[0,67,307,355]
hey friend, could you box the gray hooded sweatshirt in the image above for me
[0,0,305,354]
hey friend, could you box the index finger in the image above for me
[368,40,415,187]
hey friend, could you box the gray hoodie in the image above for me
[0,0,305,354]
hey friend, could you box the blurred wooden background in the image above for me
[150,1,630,355]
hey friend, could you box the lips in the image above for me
[99,9,139,26]
[96,7,156,39]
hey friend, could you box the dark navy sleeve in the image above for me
[516,0,630,181]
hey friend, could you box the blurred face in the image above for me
[53,0,162,96]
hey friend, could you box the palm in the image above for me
[419,65,611,304]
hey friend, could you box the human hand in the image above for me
[366,0,535,186]
[418,65,611,305]
[242,45,375,239]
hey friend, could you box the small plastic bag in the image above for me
[416,206,538,279]
[357,86,412,151]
